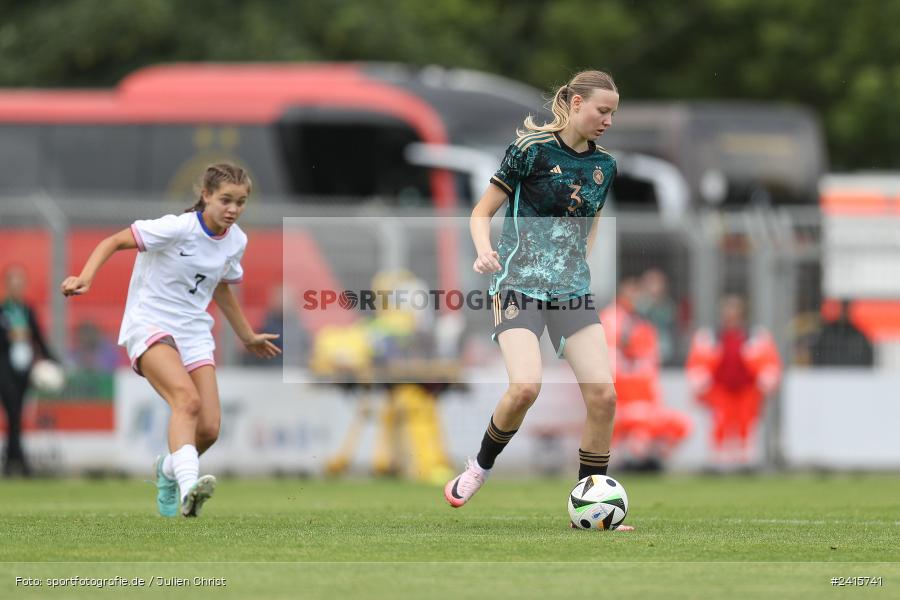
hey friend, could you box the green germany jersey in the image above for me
[488,131,616,301]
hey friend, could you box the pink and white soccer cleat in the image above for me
[444,459,489,507]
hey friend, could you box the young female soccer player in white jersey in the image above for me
[444,71,633,530]
[61,163,281,517]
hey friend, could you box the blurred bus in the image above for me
[0,63,555,314]
[0,66,830,357]
[0,62,551,208]
[0,68,827,213]
[600,101,827,209]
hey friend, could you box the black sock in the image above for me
[578,449,610,480]
[476,417,517,469]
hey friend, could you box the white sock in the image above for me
[473,460,491,477]
[162,454,175,480]
[171,444,199,502]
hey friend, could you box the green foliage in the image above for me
[0,0,897,168]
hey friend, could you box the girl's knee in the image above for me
[507,382,541,412]
[584,384,617,416]
[196,421,220,449]
[171,385,201,418]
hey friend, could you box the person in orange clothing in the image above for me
[601,278,691,470]
[686,295,781,470]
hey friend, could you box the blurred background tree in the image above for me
[0,0,896,169]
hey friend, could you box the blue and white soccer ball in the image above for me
[568,475,629,530]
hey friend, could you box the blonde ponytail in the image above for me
[519,71,618,136]
[520,84,571,135]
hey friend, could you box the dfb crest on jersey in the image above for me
[504,304,519,320]
[593,168,604,185]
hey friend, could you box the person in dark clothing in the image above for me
[810,299,874,367]
[241,285,308,368]
[0,265,55,476]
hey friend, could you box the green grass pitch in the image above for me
[1,474,898,598]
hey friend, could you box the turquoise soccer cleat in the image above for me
[153,455,179,518]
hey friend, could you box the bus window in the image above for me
[611,175,658,210]
[0,125,42,193]
[145,125,288,202]
[276,111,432,206]
[44,125,144,194]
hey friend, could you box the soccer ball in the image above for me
[568,475,628,530]
[30,360,66,394]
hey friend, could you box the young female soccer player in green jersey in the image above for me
[445,71,632,530]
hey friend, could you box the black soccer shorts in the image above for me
[491,289,601,357]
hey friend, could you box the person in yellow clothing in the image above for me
[311,269,454,483]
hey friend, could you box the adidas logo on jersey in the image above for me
[550,165,562,174]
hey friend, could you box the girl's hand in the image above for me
[243,333,282,359]
[61,276,90,297]
[473,250,501,274]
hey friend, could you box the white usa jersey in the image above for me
[118,211,246,346]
